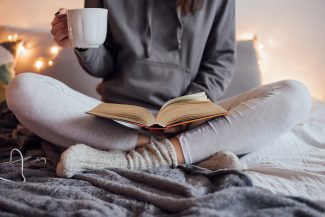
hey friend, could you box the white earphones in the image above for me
[0,149,48,183]
[0,149,27,183]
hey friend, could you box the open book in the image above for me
[86,92,228,130]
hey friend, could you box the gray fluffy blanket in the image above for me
[0,102,324,217]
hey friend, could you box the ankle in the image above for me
[168,137,185,164]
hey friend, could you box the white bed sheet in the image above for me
[241,100,325,205]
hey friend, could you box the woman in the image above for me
[6,0,311,178]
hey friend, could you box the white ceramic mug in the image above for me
[67,8,108,48]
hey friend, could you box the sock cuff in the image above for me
[155,138,178,168]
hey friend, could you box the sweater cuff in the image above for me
[75,48,89,52]
[74,47,97,63]
[185,85,204,95]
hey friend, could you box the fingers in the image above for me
[54,8,67,17]
[54,28,69,43]
[51,8,67,27]
[58,8,67,15]
[51,21,67,36]
[51,16,67,27]
[51,8,67,34]
[57,38,71,48]
[51,8,71,48]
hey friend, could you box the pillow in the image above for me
[0,25,101,99]
[0,26,54,74]
[0,40,21,101]
[221,40,262,99]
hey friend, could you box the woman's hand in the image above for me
[51,8,71,48]
[163,119,207,137]
[163,124,187,136]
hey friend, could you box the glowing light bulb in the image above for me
[19,45,26,55]
[50,46,59,55]
[48,60,54,66]
[7,34,18,41]
[239,33,255,41]
[35,59,44,70]
[258,44,264,51]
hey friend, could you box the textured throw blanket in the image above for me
[0,102,324,217]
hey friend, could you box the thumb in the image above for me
[55,8,67,16]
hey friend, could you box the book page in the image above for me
[160,92,208,110]
[156,101,228,127]
[86,103,156,126]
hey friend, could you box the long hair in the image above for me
[177,0,204,15]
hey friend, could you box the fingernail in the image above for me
[55,8,65,16]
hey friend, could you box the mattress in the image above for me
[241,99,325,205]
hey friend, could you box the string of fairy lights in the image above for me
[6,33,266,75]
[7,34,61,72]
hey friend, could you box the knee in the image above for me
[276,79,312,121]
[6,72,42,116]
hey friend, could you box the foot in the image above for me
[195,151,247,171]
[56,144,128,178]
[56,139,178,178]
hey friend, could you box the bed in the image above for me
[0,100,324,216]
[243,99,325,205]
[0,26,324,216]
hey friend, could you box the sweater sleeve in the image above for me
[74,0,115,78]
[185,0,236,102]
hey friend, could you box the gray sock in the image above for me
[56,138,178,178]
[195,151,247,171]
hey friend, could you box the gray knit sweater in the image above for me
[75,0,236,112]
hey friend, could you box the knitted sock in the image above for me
[56,138,178,178]
[195,151,247,171]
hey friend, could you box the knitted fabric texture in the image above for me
[196,151,247,171]
[56,138,178,178]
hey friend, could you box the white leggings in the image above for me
[6,73,312,164]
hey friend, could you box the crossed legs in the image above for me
[6,73,312,174]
